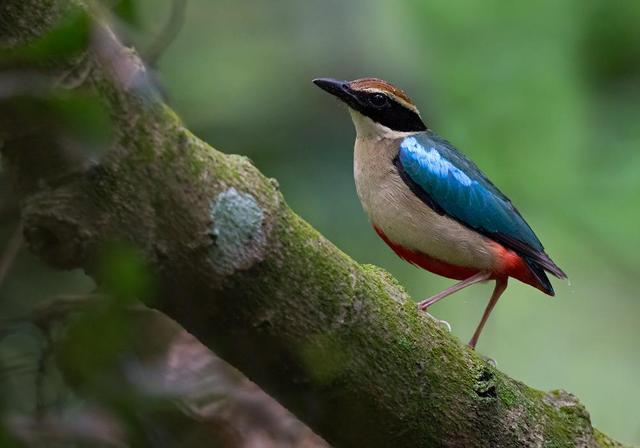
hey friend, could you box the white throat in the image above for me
[348,109,418,140]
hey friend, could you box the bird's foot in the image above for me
[479,354,497,368]
[418,306,452,333]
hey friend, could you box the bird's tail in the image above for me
[523,254,567,296]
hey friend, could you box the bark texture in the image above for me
[0,1,630,447]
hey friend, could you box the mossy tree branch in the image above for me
[0,1,630,447]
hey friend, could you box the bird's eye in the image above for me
[369,93,389,108]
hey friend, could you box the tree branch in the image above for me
[21,296,327,447]
[0,1,630,447]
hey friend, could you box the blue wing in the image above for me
[395,131,565,287]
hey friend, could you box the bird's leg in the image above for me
[468,277,508,350]
[417,271,491,311]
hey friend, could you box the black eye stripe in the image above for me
[352,91,426,132]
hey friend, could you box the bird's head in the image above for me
[313,77,426,137]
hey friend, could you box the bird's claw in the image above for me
[419,307,452,333]
[437,318,452,333]
[480,354,497,367]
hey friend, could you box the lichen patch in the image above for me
[208,188,266,275]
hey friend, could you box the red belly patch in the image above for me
[373,225,543,291]
[373,225,481,280]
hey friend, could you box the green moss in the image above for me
[532,391,595,448]
[498,380,519,408]
[594,429,631,448]
[396,334,414,353]
[299,332,350,385]
[361,264,407,294]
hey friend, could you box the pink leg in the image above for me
[417,271,491,311]
[468,277,508,349]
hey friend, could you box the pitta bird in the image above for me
[313,77,566,349]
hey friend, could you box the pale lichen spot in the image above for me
[208,188,266,275]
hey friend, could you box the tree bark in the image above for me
[0,1,630,447]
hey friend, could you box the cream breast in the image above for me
[351,117,498,270]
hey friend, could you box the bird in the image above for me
[313,77,566,349]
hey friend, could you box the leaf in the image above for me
[0,86,113,159]
[49,93,112,152]
[0,10,91,65]
[97,243,155,304]
[0,425,20,448]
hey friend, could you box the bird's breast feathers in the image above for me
[353,135,500,271]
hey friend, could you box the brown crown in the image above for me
[348,78,416,107]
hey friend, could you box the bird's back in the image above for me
[395,130,566,293]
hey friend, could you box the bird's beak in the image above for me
[313,78,358,106]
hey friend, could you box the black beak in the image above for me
[313,78,357,106]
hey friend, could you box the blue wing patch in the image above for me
[395,132,565,287]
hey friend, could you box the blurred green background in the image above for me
[1,0,639,444]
